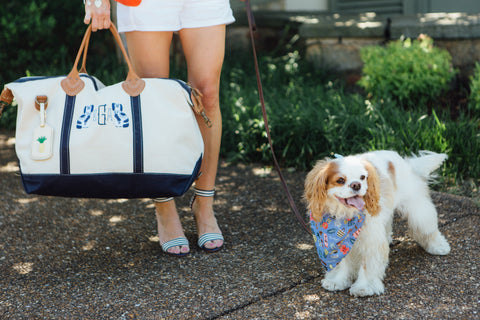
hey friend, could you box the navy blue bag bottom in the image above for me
[20,157,202,199]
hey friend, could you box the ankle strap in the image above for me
[193,187,215,197]
[153,197,174,203]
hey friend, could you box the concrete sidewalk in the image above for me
[0,130,479,319]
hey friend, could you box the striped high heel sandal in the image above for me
[153,197,190,257]
[190,188,224,252]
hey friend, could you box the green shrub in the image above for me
[222,51,452,166]
[468,62,480,115]
[0,1,118,129]
[0,2,88,85]
[358,35,457,108]
[220,49,479,195]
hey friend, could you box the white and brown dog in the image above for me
[304,150,450,297]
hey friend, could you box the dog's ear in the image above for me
[304,160,332,221]
[363,160,381,216]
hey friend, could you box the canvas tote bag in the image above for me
[1,23,208,199]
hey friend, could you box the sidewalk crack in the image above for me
[206,274,320,320]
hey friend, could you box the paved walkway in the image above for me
[0,130,479,319]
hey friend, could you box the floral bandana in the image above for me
[310,211,365,271]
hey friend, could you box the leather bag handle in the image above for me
[61,23,145,97]
[78,28,92,74]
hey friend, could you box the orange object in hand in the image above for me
[115,0,141,6]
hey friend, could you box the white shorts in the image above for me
[117,0,236,32]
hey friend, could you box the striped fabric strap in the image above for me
[161,237,189,252]
[153,197,174,203]
[193,187,215,197]
[198,233,224,248]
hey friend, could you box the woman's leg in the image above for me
[124,31,172,78]
[179,25,226,250]
[125,31,189,255]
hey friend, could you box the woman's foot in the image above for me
[154,198,190,256]
[191,188,224,252]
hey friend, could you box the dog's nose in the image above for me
[350,182,361,191]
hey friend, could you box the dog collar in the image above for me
[310,211,365,271]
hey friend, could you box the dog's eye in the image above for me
[360,175,366,180]
[336,178,345,184]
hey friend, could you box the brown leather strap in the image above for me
[61,23,145,97]
[61,25,91,96]
[0,87,13,105]
[244,0,312,235]
[34,95,48,111]
[79,28,92,74]
[0,87,14,119]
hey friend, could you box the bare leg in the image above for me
[179,25,226,250]
[125,31,189,255]
[124,31,172,78]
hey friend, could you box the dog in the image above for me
[304,150,451,297]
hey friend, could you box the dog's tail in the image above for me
[406,151,447,180]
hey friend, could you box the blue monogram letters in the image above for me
[76,103,130,129]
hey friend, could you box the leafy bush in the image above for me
[0,2,87,85]
[0,1,117,129]
[224,51,454,161]
[220,49,479,195]
[358,35,457,108]
[468,62,480,116]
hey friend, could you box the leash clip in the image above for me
[199,110,212,128]
[187,83,212,128]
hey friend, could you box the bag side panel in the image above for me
[141,79,204,174]
[7,76,67,174]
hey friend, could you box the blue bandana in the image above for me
[310,211,365,271]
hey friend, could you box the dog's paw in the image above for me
[349,279,384,297]
[321,278,351,292]
[425,233,451,255]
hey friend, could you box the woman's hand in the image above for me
[84,0,111,31]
